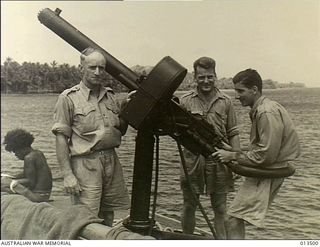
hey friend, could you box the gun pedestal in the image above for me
[120,57,187,233]
[125,128,154,233]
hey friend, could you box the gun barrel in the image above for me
[38,8,139,90]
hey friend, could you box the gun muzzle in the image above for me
[38,8,139,90]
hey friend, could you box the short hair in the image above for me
[193,57,217,77]
[3,129,34,152]
[80,47,105,65]
[232,68,262,93]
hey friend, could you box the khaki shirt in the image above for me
[179,88,239,175]
[246,96,300,167]
[52,81,123,156]
[180,89,239,139]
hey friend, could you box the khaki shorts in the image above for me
[180,153,234,195]
[228,177,284,227]
[71,149,130,215]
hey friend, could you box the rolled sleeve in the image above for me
[51,94,73,138]
[51,123,72,137]
[227,125,239,138]
[246,112,284,166]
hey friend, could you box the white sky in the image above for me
[1,0,320,87]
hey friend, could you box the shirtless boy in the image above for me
[2,129,52,202]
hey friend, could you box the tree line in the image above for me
[1,58,305,94]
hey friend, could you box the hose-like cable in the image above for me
[177,141,217,239]
[167,103,217,238]
[149,134,160,235]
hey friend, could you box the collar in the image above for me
[79,81,110,101]
[249,95,266,119]
[192,88,224,102]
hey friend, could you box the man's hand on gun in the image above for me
[212,141,235,163]
[120,90,137,111]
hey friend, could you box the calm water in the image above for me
[1,88,320,239]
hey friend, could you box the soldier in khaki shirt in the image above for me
[213,69,300,239]
[52,48,130,226]
[179,57,240,239]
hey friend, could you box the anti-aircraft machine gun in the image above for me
[38,8,295,240]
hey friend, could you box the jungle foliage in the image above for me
[1,58,305,94]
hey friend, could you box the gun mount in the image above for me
[38,8,223,158]
[38,8,222,238]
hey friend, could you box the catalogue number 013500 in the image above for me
[300,241,319,246]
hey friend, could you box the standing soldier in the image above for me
[179,57,240,239]
[213,68,300,239]
[52,47,130,226]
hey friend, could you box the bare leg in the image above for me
[227,216,245,239]
[210,193,227,239]
[99,211,114,227]
[181,190,199,234]
[14,184,50,202]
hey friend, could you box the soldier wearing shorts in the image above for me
[52,48,130,226]
[179,57,240,239]
[213,69,300,239]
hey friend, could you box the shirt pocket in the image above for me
[104,96,120,115]
[215,109,227,125]
[190,110,204,120]
[211,108,227,135]
[73,105,97,134]
[103,101,120,128]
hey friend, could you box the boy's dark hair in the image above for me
[193,57,217,77]
[232,68,262,93]
[3,129,34,152]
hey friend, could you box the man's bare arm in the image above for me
[229,134,241,152]
[56,134,81,195]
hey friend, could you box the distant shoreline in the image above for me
[2,87,319,96]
